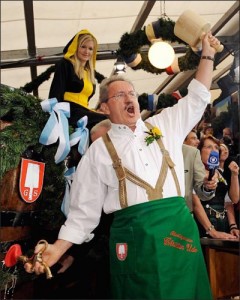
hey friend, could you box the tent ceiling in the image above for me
[1,1,239,108]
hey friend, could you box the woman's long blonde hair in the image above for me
[69,34,97,84]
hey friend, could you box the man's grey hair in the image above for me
[99,75,135,103]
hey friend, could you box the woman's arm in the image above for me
[192,194,236,239]
[228,161,239,204]
[225,201,239,238]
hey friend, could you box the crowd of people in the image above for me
[24,30,239,300]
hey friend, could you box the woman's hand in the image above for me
[208,229,237,239]
[230,228,239,238]
[228,161,239,176]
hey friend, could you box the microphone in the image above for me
[207,150,219,181]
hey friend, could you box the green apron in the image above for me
[109,196,213,300]
[103,123,212,299]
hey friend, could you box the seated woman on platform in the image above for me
[193,135,239,238]
[49,29,106,131]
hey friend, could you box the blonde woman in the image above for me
[49,29,106,129]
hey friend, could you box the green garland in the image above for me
[138,87,188,111]
[118,17,200,74]
[0,84,66,228]
[0,84,67,289]
[0,85,47,178]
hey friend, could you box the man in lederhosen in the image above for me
[25,32,220,300]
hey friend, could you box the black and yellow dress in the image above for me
[49,29,106,131]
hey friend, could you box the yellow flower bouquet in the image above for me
[144,127,163,146]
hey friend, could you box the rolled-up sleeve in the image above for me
[58,154,106,244]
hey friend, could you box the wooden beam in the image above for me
[23,0,38,96]
[211,1,240,35]
[131,1,156,32]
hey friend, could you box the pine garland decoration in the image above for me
[138,87,188,111]
[0,84,48,179]
[0,84,67,289]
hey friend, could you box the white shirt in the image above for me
[59,79,211,244]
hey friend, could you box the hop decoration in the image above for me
[144,127,163,146]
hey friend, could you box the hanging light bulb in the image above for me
[114,57,126,74]
[148,40,175,69]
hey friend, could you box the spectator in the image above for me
[184,129,200,147]
[193,136,239,238]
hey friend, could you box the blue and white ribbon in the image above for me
[39,98,71,164]
[70,116,89,155]
[61,166,76,217]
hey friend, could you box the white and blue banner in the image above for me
[70,116,89,155]
[39,98,71,164]
[61,166,76,217]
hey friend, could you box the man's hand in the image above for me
[24,239,72,277]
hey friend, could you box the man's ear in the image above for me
[100,103,110,115]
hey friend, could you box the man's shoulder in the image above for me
[182,144,199,154]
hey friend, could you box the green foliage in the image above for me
[118,29,150,58]
[0,84,66,229]
[0,85,48,179]
[157,94,177,109]
[35,145,66,229]
[178,47,200,70]
[0,85,71,287]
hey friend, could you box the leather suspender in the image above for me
[102,133,128,208]
[145,122,181,197]
[102,122,181,208]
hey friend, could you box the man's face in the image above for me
[184,132,200,148]
[100,81,141,131]
[223,128,231,137]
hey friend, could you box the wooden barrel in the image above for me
[0,164,39,259]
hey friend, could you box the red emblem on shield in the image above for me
[116,243,128,261]
[19,158,45,203]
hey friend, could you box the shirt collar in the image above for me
[110,118,145,135]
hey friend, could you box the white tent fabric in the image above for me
[1,1,239,108]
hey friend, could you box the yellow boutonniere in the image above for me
[144,127,163,146]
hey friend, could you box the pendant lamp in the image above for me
[148,40,175,69]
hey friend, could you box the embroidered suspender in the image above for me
[102,122,181,208]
